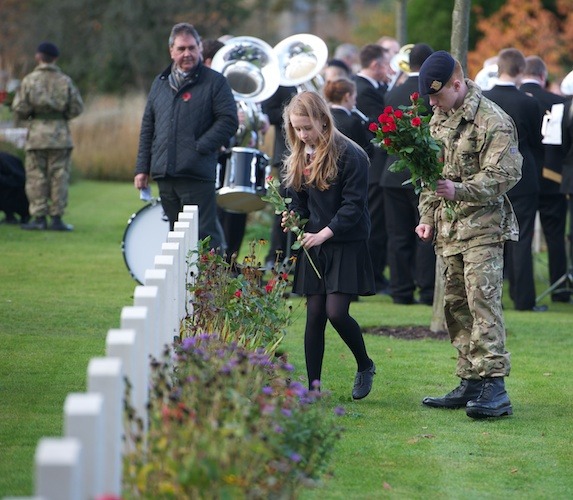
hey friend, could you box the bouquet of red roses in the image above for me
[369,92,443,194]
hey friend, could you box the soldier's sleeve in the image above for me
[65,79,84,119]
[452,119,523,202]
[418,189,439,227]
[11,80,33,120]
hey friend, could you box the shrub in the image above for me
[184,238,296,356]
[122,334,345,498]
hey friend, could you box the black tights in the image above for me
[304,293,371,389]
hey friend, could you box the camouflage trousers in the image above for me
[24,148,72,217]
[442,243,511,379]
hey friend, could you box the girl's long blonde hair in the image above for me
[282,91,346,191]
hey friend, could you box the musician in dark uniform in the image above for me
[261,85,297,268]
[380,43,435,305]
[323,77,372,156]
[355,43,394,293]
[520,55,570,303]
[484,48,546,311]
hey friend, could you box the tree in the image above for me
[468,0,563,80]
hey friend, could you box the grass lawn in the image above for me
[1,180,572,498]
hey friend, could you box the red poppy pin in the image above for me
[182,92,191,102]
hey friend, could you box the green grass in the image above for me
[1,180,573,498]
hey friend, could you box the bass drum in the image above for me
[216,147,270,213]
[122,201,170,284]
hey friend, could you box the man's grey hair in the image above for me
[168,23,201,48]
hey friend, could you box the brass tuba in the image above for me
[388,43,414,90]
[273,34,328,92]
[211,36,280,104]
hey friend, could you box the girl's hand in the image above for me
[300,227,333,248]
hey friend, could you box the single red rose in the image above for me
[410,91,420,101]
[383,137,392,146]
[384,106,394,114]
[411,117,422,127]
[234,290,242,298]
[369,122,379,132]
[394,109,404,118]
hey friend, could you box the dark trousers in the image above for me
[218,208,247,260]
[505,194,537,310]
[384,187,436,303]
[157,177,225,250]
[367,183,388,291]
[538,192,569,301]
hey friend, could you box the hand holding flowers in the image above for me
[262,176,322,279]
[369,92,456,220]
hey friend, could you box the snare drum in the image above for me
[122,201,170,284]
[216,147,270,213]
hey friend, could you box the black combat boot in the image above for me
[422,378,484,409]
[465,377,512,419]
[21,216,47,230]
[50,216,74,231]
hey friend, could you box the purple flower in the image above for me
[290,452,302,463]
[334,406,345,416]
[262,386,274,395]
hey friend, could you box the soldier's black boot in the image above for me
[466,377,512,419]
[21,216,47,230]
[422,378,484,409]
[50,216,74,231]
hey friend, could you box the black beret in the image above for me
[36,42,60,58]
[418,50,455,95]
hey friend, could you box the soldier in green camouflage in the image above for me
[12,42,83,231]
[415,51,523,419]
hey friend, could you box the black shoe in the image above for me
[393,296,417,305]
[515,304,548,312]
[422,378,484,409]
[352,361,376,400]
[21,216,47,230]
[466,377,513,419]
[49,216,74,231]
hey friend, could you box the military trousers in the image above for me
[25,148,72,217]
[442,243,511,379]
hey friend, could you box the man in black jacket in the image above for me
[520,56,570,303]
[355,43,394,293]
[134,23,238,249]
[484,48,546,311]
[380,43,436,305]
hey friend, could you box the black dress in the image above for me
[289,139,376,296]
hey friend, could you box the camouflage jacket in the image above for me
[419,79,523,256]
[12,63,83,150]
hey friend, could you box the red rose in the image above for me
[369,122,379,132]
[410,92,420,101]
[394,109,403,118]
[411,117,422,127]
[378,113,389,124]
[383,138,392,146]
[384,106,394,114]
[234,290,242,298]
[182,92,191,102]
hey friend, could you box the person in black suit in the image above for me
[355,43,394,293]
[261,85,298,268]
[520,56,570,303]
[560,94,573,287]
[0,151,30,224]
[322,77,372,155]
[484,48,546,311]
[380,43,436,305]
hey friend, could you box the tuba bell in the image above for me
[387,43,414,91]
[273,34,329,92]
[211,36,280,103]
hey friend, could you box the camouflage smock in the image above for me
[418,79,523,257]
[12,63,83,150]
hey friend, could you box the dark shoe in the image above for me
[515,304,548,312]
[466,378,513,419]
[352,361,376,400]
[49,216,74,231]
[393,296,417,305]
[21,216,47,230]
[422,378,484,409]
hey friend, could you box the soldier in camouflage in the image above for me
[415,51,523,419]
[12,42,83,231]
